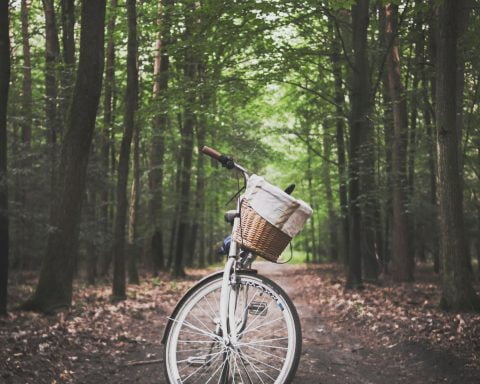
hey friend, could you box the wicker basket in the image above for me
[233,200,292,262]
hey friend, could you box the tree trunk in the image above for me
[42,0,61,195]
[174,5,196,277]
[127,120,140,285]
[408,18,423,263]
[322,126,338,261]
[385,3,413,282]
[378,4,393,274]
[0,0,11,316]
[18,0,33,270]
[60,0,76,117]
[86,188,97,285]
[436,0,480,311]
[330,29,348,265]
[99,0,118,277]
[455,0,473,274]
[23,0,107,312]
[112,0,138,299]
[149,0,172,275]
[306,146,318,262]
[346,0,370,289]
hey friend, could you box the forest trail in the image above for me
[256,263,477,384]
[2,263,478,384]
[84,263,477,384]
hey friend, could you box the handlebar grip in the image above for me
[201,146,222,161]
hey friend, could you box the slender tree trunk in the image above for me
[436,0,480,311]
[322,126,338,261]
[99,0,118,277]
[331,30,349,265]
[112,0,138,299]
[347,0,370,289]
[149,0,172,275]
[18,0,32,270]
[456,0,473,274]
[174,4,196,277]
[305,144,318,262]
[22,0,107,312]
[60,0,76,117]
[408,21,422,263]
[385,4,413,282]
[127,120,140,285]
[378,4,393,274]
[0,0,10,316]
[86,188,97,285]
[42,0,61,195]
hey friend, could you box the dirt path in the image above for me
[256,263,478,384]
[2,263,478,383]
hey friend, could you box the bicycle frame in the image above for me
[219,164,249,346]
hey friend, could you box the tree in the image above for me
[17,0,33,269]
[0,0,11,316]
[99,0,118,277]
[23,0,107,312]
[346,0,371,289]
[42,0,61,192]
[112,0,139,299]
[385,3,413,282]
[149,0,172,275]
[435,0,480,311]
[173,1,196,277]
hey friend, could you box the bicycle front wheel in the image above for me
[163,271,302,384]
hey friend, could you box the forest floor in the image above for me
[1,263,480,384]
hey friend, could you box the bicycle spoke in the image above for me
[203,294,220,321]
[204,353,229,384]
[238,299,273,336]
[168,316,220,341]
[240,344,286,362]
[232,348,267,384]
[181,348,224,382]
[177,349,225,364]
[238,316,284,337]
[237,336,288,347]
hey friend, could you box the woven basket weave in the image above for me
[233,200,292,262]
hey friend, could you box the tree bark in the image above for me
[436,0,480,311]
[330,27,348,265]
[127,120,140,285]
[42,0,61,194]
[60,0,76,117]
[17,0,33,269]
[346,0,370,289]
[0,0,10,316]
[99,0,118,277]
[306,149,318,262]
[174,4,196,277]
[149,0,172,275]
[112,0,138,299]
[322,123,338,261]
[23,0,107,312]
[408,16,423,263]
[385,3,413,282]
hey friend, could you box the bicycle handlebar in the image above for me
[202,146,222,161]
[201,146,236,169]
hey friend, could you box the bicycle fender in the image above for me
[161,268,257,344]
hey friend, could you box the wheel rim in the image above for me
[165,275,298,384]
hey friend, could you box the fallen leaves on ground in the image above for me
[294,264,480,369]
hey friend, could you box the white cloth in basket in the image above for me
[243,175,313,238]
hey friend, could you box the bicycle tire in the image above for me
[163,271,302,384]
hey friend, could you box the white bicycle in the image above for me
[162,146,302,384]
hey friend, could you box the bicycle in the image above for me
[162,146,312,384]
